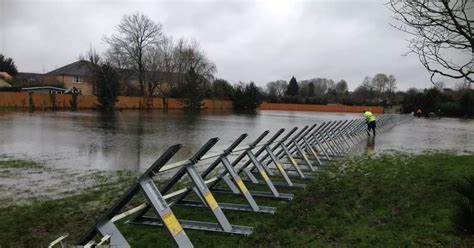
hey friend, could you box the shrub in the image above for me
[452,175,474,234]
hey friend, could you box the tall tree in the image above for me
[372,73,389,99]
[0,54,18,77]
[389,0,473,83]
[307,82,315,97]
[286,76,299,96]
[334,80,348,102]
[266,80,287,99]
[94,63,120,112]
[181,67,204,112]
[335,80,348,95]
[81,47,120,112]
[232,82,263,111]
[105,13,163,97]
[352,76,376,103]
[211,79,233,100]
[172,38,216,93]
[386,75,398,104]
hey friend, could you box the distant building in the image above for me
[0,79,11,88]
[45,60,94,95]
[0,72,12,87]
[15,72,56,86]
[0,72,12,80]
[21,86,68,94]
[14,60,177,96]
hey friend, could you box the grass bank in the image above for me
[0,153,473,247]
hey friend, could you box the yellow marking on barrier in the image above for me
[204,191,219,210]
[236,178,248,193]
[303,154,308,161]
[162,211,183,237]
[277,163,284,172]
[260,170,270,181]
[290,157,297,165]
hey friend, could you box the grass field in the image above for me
[0,153,473,247]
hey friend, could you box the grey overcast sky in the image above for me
[0,0,469,90]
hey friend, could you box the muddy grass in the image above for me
[0,153,473,247]
[0,158,137,206]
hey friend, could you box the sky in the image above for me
[0,0,470,90]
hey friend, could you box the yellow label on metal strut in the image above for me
[290,157,297,165]
[204,191,219,210]
[303,154,308,161]
[276,163,284,172]
[162,211,183,237]
[260,170,270,181]
[236,178,248,193]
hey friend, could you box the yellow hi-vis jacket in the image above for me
[363,111,376,123]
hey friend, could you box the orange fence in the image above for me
[0,92,233,110]
[258,102,384,113]
[0,92,382,113]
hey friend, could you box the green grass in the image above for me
[0,160,43,169]
[0,153,473,247]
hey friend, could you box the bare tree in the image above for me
[173,39,216,80]
[266,81,278,98]
[266,80,288,99]
[433,81,445,91]
[387,75,397,94]
[389,0,473,83]
[143,45,164,98]
[386,75,397,104]
[104,13,164,97]
[274,80,287,97]
[335,80,348,95]
[171,38,217,96]
[372,73,389,100]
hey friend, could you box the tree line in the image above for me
[265,74,396,106]
[263,74,473,117]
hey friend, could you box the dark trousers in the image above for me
[367,121,376,136]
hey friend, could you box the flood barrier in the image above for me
[52,114,412,247]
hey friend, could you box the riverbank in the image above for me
[0,152,472,246]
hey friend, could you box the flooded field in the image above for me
[0,109,473,170]
[375,117,474,153]
[0,109,472,204]
[0,109,362,171]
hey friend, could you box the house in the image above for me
[0,72,12,80]
[46,60,94,95]
[0,79,11,88]
[0,72,12,87]
[15,60,178,96]
[15,72,49,85]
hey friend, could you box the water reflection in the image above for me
[1,110,472,172]
[365,137,375,156]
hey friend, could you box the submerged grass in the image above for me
[0,160,43,169]
[0,153,473,247]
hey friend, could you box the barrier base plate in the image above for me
[242,179,307,189]
[128,216,253,235]
[212,188,293,200]
[175,200,276,214]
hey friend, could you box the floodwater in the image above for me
[0,109,359,172]
[0,110,472,172]
[374,117,474,153]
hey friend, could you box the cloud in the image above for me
[1,0,469,90]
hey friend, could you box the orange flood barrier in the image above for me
[258,102,384,113]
